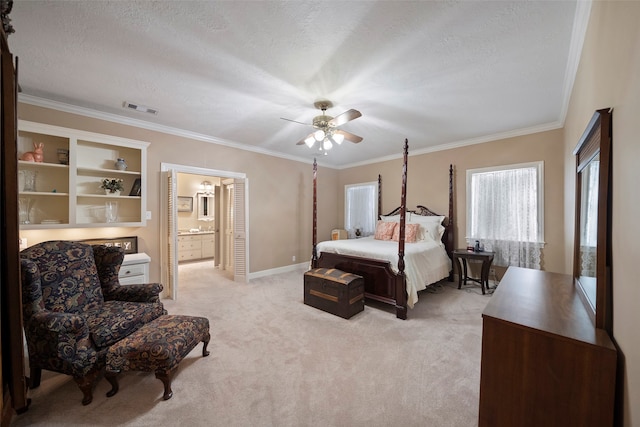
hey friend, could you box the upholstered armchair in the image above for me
[20,241,166,405]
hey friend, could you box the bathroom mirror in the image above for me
[573,108,612,333]
[197,192,215,221]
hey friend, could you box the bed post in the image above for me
[311,158,318,269]
[396,139,408,320]
[378,174,382,219]
[446,164,454,281]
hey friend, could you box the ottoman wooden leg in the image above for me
[155,369,175,400]
[105,371,120,397]
[74,368,100,406]
[202,336,211,357]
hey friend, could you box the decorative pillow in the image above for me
[409,215,445,241]
[380,214,401,223]
[391,223,420,243]
[374,221,397,240]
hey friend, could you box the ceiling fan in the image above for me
[281,100,363,151]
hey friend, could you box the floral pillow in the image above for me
[391,223,421,243]
[374,221,397,240]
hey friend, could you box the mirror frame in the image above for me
[573,108,612,333]
[197,192,215,221]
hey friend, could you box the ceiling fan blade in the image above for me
[328,109,361,127]
[281,117,310,126]
[296,132,314,145]
[335,129,363,143]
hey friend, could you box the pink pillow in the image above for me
[374,221,396,240]
[392,223,420,243]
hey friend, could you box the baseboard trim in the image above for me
[249,262,308,280]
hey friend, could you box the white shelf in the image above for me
[18,120,149,229]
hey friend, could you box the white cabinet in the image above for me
[201,233,215,258]
[119,253,150,285]
[18,121,149,229]
[178,234,201,261]
[178,233,215,262]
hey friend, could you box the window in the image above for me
[466,162,544,269]
[344,181,378,238]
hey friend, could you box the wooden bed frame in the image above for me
[311,139,455,319]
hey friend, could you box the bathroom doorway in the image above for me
[160,163,248,300]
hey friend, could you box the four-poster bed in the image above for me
[310,139,455,319]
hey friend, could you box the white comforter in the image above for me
[316,237,451,308]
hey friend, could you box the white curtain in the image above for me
[345,183,377,238]
[581,160,599,247]
[469,166,543,269]
[579,159,599,276]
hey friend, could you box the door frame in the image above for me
[160,163,248,300]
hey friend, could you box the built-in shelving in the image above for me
[18,121,149,229]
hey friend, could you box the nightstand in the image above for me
[120,252,150,285]
[452,249,495,295]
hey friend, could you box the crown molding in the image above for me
[18,94,340,169]
[338,120,564,169]
[19,93,566,171]
[558,0,592,124]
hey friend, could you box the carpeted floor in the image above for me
[11,262,492,427]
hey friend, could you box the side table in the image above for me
[452,249,495,295]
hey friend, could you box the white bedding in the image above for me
[316,236,451,308]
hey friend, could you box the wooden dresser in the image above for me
[478,267,617,427]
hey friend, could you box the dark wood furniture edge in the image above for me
[479,266,617,426]
[1,13,30,420]
[311,158,318,267]
[572,108,613,333]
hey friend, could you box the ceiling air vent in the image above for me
[123,101,158,115]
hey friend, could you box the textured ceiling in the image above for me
[9,1,585,168]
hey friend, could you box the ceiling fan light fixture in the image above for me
[304,136,315,147]
[287,99,363,150]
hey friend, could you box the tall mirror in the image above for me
[573,108,612,334]
[197,192,215,221]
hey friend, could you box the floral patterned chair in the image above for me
[20,240,166,405]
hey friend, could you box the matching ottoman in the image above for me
[105,314,210,400]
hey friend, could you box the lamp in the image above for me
[200,180,213,193]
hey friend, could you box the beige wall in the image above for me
[562,2,640,425]
[339,129,566,274]
[17,104,339,278]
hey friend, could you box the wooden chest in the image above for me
[304,268,364,319]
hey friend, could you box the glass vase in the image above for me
[105,201,119,223]
[19,198,33,224]
[20,170,37,192]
